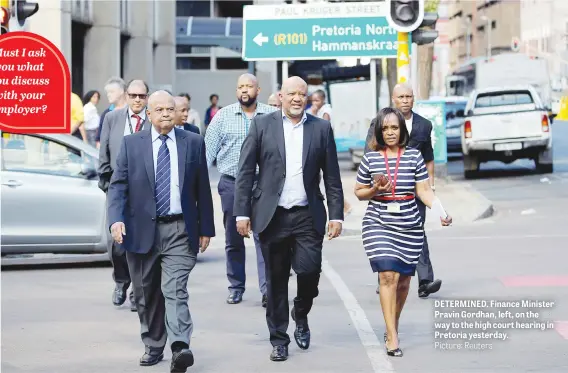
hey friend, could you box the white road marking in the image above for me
[322,257,395,373]
[521,208,537,215]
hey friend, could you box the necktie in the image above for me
[155,135,171,216]
[132,114,142,132]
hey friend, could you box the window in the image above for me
[1,134,97,179]
[176,1,210,17]
[217,58,248,70]
[176,57,211,70]
[475,91,534,108]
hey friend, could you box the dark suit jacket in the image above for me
[183,122,200,134]
[107,128,215,254]
[233,111,344,236]
[98,107,150,192]
[364,111,434,163]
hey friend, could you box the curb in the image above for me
[446,175,495,221]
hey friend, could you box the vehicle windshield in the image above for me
[474,91,534,108]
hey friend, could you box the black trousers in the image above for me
[258,206,323,347]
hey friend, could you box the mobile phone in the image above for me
[371,172,385,183]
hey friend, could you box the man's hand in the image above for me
[441,215,452,226]
[199,236,211,253]
[236,219,251,238]
[111,222,126,244]
[327,221,342,240]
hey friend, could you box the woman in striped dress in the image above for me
[354,107,452,357]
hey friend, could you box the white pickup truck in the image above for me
[461,85,554,179]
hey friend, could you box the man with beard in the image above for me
[205,74,278,307]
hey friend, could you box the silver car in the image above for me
[1,132,108,255]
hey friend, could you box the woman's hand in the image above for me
[373,179,392,194]
[441,215,452,226]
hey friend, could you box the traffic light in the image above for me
[387,0,425,33]
[411,11,439,45]
[1,0,9,34]
[14,0,38,26]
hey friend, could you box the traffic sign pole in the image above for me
[397,32,410,83]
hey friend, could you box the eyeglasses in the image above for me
[128,93,148,100]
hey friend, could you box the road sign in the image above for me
[242,1,398,61]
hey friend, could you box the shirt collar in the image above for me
[282,111,308,127]
[151,126,176,143]
[129,107,147,119]
[234,102,269,117]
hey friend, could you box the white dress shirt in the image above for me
[405,113,413,135]
[151,126,182,215]
[124,107,147,136]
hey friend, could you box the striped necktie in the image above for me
[155,135,171,216]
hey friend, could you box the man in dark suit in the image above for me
[174,96,200,134]
[234,76,344,362]
[98,79,150,310]
[364,83,442,299]
[107,91,215,372]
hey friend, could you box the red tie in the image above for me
[132,114,142,132]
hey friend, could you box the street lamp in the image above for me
[481,15,491,59]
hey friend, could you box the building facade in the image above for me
[446,0,521,71]
[16,0,176,107]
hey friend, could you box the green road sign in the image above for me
[242,2,399,61]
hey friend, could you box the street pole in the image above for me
[282,61,289,81]
[411,42,418,96]
[397,32,410,84]
[370,59,377,113]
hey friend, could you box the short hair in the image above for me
[369,107,410,151]
[82,90,100,105]
[179,92,191,101]
[210,94,219,101]
[127,79,150,94]
[104,77,126,92]
[313,89,326,100]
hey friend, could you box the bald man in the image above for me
[268,92,281,108]
[364,83,442,299]
[174,96,200,134]
[234,76,344,361]
[205,73,278,307]
[108,90,215,371]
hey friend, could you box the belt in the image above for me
[156,214,184,223]
[221,174,260,182]
[372,195,414,202]
[277,205,309,212]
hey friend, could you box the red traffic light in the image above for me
[1,7,9,25]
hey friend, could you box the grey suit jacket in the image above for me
[97,106,149,192]
[233,111,344,236]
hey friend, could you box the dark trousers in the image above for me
[127,219,197,354]
[416,199,434,283]
[106,197,131,291]
[218,175,266,295]
[258,206,323,347]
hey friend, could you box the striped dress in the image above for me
[356,148,430,276]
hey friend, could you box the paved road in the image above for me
[3,131,568,372]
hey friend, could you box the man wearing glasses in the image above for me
[98,79,151,312]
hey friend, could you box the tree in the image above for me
[416,0,440,99]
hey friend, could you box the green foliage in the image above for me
[425,0,440,13]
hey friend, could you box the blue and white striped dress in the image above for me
[356,148,430,276]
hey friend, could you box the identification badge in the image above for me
[387,203,401,213]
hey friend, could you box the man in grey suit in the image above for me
[364,83,442,299]
[234,76,344,362]
[98,79,150,310]
[107,91,215,372]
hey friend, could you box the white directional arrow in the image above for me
[253,33,269,46]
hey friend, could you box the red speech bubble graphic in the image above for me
[0,31,70,134]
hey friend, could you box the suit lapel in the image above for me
[175,128,187,189]
[410,111,421,138]
[273,112,286,166]
[142,131,155,192]
[302,116,314,168]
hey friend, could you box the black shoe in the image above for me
[170,349,194,373]
[386,347,403,357]
[139,352,164,366]
[262,294,268,308]
[270,345,288,361]
[418,279,442,298]
[112,285,127,306]
[226,290,243,304]
[291,307,310,350]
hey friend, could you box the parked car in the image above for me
[1,132,108,256]
[461,85,554,179]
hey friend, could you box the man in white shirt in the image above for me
[233,76,344,362]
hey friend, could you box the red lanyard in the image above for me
[383,148,402,197]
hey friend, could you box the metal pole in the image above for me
[397,32,410,83]
[411,42,418,96]
[248,62,255,74]
[282,61,289,81]
[370,59,377,113]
